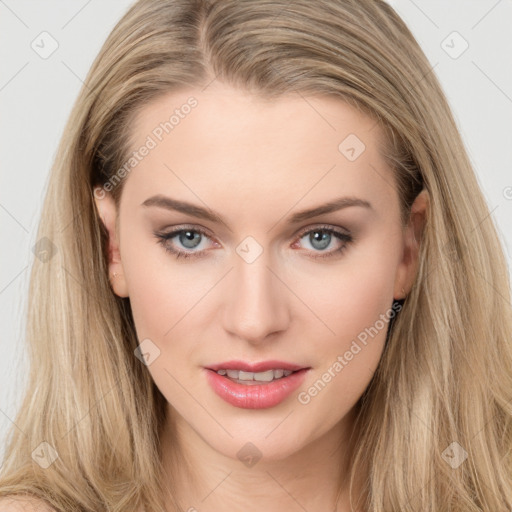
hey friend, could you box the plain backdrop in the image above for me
[1,0,511,465]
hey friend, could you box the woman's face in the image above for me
[95,82,422,462]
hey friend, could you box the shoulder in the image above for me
[0,496,56,511]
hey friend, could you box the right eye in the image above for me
[154,226,217,260]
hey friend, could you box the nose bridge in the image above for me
[222,245,289,343]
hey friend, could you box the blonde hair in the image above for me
[1,0,511,510]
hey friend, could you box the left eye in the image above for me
[154,224,353,260]
[294,226,353,259]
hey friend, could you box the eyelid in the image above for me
[154,224,214,241]
[293,223,351,238]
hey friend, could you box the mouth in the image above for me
[203,361,311,409]
[205,360,309,384]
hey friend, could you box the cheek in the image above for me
[123,255,210,404]
[126,269,204,340]
[119,224,211,340]
[299,232,398,344]
[119,236,222,409]
[295,235,399,404]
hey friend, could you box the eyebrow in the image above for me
[141,194,373,226]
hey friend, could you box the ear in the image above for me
[393,188,429,300]
[93,187,129,298]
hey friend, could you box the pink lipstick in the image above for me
[204,360,310,409]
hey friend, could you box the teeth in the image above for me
[274,369,284,378]
[217,368,296,381]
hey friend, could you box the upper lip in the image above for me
[206,360,308,372]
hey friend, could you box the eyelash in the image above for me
[153,224,354,261]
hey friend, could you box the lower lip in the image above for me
[204,368,309,409]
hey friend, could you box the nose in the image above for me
[222,252,290,345]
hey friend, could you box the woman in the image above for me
[1,0,511,510]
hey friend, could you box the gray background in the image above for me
[1,0,511,464]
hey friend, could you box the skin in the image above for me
[94,81,428,511]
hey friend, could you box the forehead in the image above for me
[121,82,397,222]
[130,82,385,156]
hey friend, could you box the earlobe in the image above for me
[394,188,429,300]
[93,187,129,298]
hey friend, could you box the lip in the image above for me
[204,366,311,409]
[205,359,307,373]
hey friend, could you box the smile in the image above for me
[204,367,310,409]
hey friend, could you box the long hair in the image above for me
[1,0,511,510]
